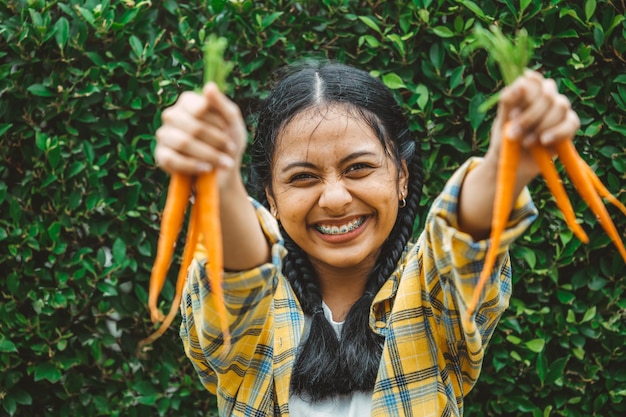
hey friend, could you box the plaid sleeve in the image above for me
[179,198,284,397]
[422,157,537,392]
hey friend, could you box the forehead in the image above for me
[273,105,384,163]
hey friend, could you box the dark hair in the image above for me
[248,61,423,401]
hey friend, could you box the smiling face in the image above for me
[267,104,408,277]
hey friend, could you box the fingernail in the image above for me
[197,162,213,172]
[227,141,237,153]
[541,132,554,145]
[507,123,521,139]
[218,155,234,168]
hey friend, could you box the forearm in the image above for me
[219,173,270,270]
[457,154,535,240]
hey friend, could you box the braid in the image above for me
[280,227,319,314]
[281,226,343,401]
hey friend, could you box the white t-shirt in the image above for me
[288,302,373,416]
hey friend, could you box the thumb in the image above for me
[495,84,525,141]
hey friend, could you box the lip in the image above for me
[311,215,369,243]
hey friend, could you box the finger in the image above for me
[168,90,227,131]
[539,109,580,146]
[203,83,244,131]
[154,144,212,176]
[175,91,210,119]
[528,94,570,145]
[156,125,234,170]
[507,70,544,107]
[515,80,558,136]
[497,73,543,139]
[161,108,233,154]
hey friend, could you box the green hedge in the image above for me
[1,1,625,416]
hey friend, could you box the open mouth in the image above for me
[314,216,366,235]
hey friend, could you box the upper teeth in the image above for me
[316,217,364,235]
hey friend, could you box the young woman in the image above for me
[154,62,579,416]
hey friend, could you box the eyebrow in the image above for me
[280,151,379,172]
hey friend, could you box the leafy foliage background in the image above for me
[1,0,625,416]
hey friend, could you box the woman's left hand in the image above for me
[485,70,581,185]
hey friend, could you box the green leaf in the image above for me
[456,0,489,21]
[525,338,546,353]
[614,75,626,84]
[431,26,455,38]
[132,380,160,396]
[386,33,406,57]
[112,237,127,263]
[415,84,429,110]
[604,114,626,136]
[381,72,406,90]
[358,16,382,35]
[512,245,537,269]
[129,35,144,59]
[437,135,472,153]
[85,52,105,66]
[584,0,597,21]
[468,94,486,130]
[75,6,95,26]
[2,397,16,416]
[0,123,11,136]
[360,35,380,48]
[47,221,61,241]
[536,353,547,384]
[557,289,575,304]
[0,338,18,353]
[27,84,55,97]
[97,281,119,297]
[581,306,596,323]
[260,11,283,29]
[54,17,69,49]
[34,362,62,383]
[67,161,86,178]
[448,66,465,90]
[612,155,625,173]
[544,357,569,385]
[9,388,32,406]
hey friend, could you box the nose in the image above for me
[318,180,352,213]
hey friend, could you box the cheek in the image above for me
[273,189,314,222]
[364,177,400,205]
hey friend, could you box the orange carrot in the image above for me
[555,140,626,263]
[140,35,233,354]
[140,200,200,349]
[466,123,521,319]
[528,145,589,243]
[580,158,626,217]
[147,173,193,324]
[196,171,231,349]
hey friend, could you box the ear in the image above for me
[265,187,278,218]
[398,160,409,193]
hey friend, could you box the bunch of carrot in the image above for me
[138,35,233,353]
[465,25,626,322]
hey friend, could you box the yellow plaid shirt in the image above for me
[180,158,537,416]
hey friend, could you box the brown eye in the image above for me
[346,163,374,175]
[289,172,317,184]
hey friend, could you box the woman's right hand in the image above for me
[155,82,248,187]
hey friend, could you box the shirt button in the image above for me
[374,320,386,329]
